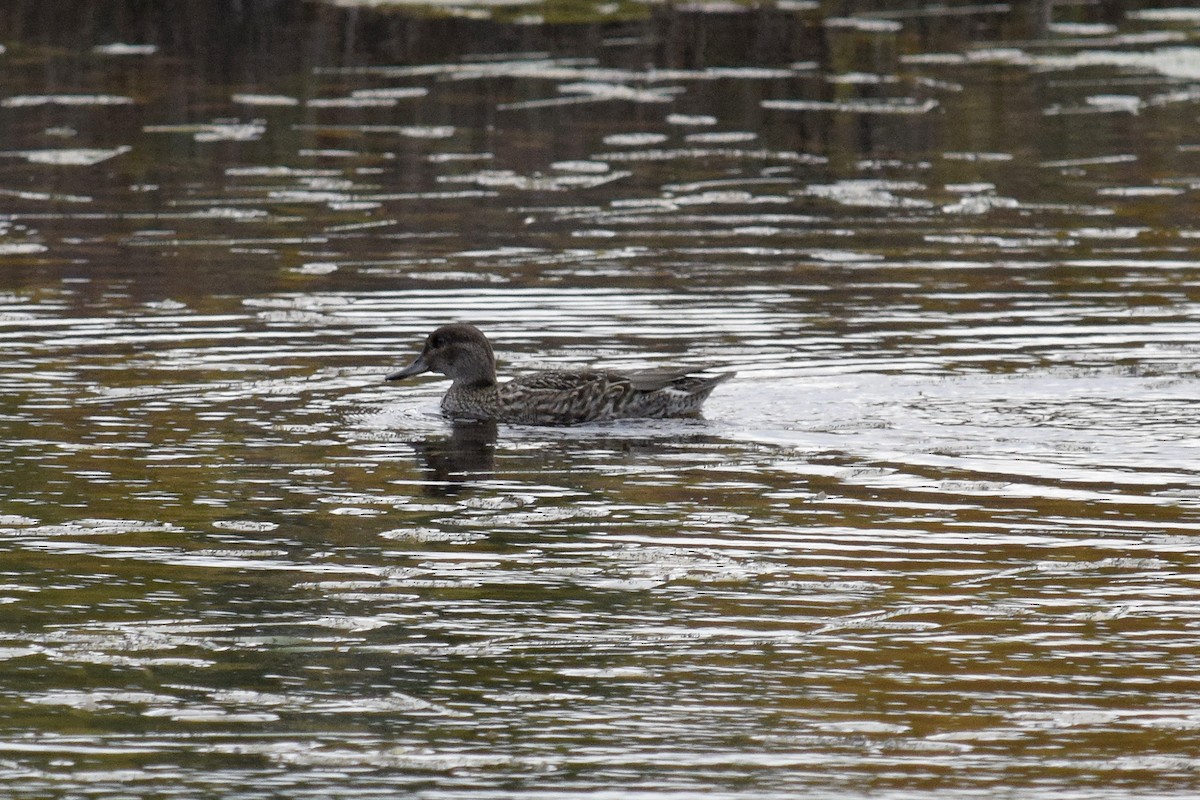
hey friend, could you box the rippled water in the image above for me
[2,1,1200,797]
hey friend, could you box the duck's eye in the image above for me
[430,334,444,348]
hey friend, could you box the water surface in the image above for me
[1,1,1200,797]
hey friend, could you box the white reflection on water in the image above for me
[0,146,131,166]
[0,94,134,107]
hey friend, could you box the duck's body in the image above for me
[442,366,731,425]
[387,323,733,426]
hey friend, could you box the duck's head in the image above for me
[386,323,497,387]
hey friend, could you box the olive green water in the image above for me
[1,1,1200,797]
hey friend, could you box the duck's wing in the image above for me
[500,370,632,424]
[624,365,735,391]
[622,366,697,392]
[499,367,735,424]
[507,370,617,393]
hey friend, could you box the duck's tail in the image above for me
[628,369,734,417]
[668,371,736,401]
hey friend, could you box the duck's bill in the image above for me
[385,356,430,381]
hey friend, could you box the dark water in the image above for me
[2,1,1200,797]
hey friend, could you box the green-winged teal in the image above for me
[386,323,734,425]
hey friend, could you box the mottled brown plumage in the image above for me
[386,323,733,425]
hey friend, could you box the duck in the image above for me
[386,323,733,425]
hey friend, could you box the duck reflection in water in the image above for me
[408,420,498,493]
[406,419,727,497]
